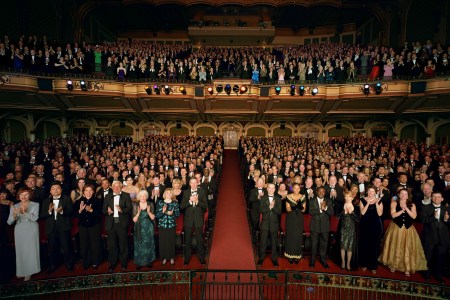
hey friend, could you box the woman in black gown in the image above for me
[284,183,306,264]
[358,186,383,274]
[339,191,359,271]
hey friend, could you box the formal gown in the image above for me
[133,202,156,267]
[378,203,428,273]
[284,196,304,259]
[359,199,383,271]
[339,211,359,251]
[7,202,41,277]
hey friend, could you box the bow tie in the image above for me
[104,190,109,192]
[113,193,121,196]
[53,198,60,201]
[434,205,441,209]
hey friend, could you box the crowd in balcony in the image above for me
[0,34,448,83]
[0,134,222,282]
[240,136,449,283]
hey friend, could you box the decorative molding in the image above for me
[0,74,11,85]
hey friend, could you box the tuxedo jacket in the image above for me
[102,192,132,231]
[146,184,166,202]
[420,204,449,248]
[249,187,266,209]
[324,184,344,213]
[309,196,334,233]
[95,187,113,203]
[180,188,208,228]
[40,194,73,234]
[259,194,282,232]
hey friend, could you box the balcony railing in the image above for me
[1,270,448,300]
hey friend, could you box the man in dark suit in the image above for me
[95,178,112,204]
[248,178,266,240]
[324,176,344,215]
[390,172,413,197]
[40,182,74,273]
[146,175,166,204]
[180,177,208,265]
[420,192,449,284]
[309,186,334,268]
[25,176,46,205]
[354,172,369,198]
[257,183,282,267]
[103,181,132,272]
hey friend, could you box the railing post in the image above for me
[189,270,193,300]
[284,270,288,300]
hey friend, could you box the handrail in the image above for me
[1,270,448,299]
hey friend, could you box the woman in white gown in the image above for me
[7,187,40,281]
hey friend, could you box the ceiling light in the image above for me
[275,86,281,95]
[311,87,318,96]
[66,80,73,91]
[299,85,305,96]
[207,86,214,95]
[80,79,87,91]
[375,82,382,95]
[240,85,248,94]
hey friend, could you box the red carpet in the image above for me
[207,150,255,271]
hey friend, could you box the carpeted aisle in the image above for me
[208,150,255,271]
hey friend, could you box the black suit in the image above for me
[420,204,450,280]
[248,187,266,232]
[31,186,46,204]
[309,196,334,262]
[40,194,74,268]
[258,194,282,260]
[146,184,165,203]
[103,192,132,267]
[324,184,344,215]
[180,188,208,261]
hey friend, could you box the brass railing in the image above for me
[1,270,448,300]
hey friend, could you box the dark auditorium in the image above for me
[0,0,450,299]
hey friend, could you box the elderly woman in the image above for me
[7,187,40,281]
[156,188,180,265]
[133,190,156,269]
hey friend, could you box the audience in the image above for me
[241,135,449,280]
[0,35,448,82]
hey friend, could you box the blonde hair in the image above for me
[163,188,173,200]
[137,189,149,200]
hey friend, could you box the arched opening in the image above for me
[370,125,392,138]
[0,119,27,142]
[111,125,133,136]
[400,124,426,143]
[247,127,266,137]
[170,126,189,136]
[196,126,215,136]
[36,121,61,140]
[273,127,292,137]
[435,123,450,145]
[328,126,350,137]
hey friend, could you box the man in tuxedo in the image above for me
[257,183,282,267]
[309,186,334,268]
[390,172,413,197]
[25,176,46,205]
[339,166,353,190]
[200,168,217,217]
[420,192,450,284]
[324,176,344,215]
[103,181,132,272]
[146,175,165,203]
[301,177,315,214]
[355,172,369,198]
[40,182,74,273]
[180,177,208,265]
[95,178,112,204]
[248,178,266,240]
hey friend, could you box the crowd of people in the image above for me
[0,34,449,83]
[240,136,449,283]
[0,134,222,282]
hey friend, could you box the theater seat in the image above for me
[303,214,312,253]
[278,213,287,253]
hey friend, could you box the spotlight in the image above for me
[225,84,231,95]
[290,85,296,96]
[207,86,214,95]
[216,84,223,93]
[154,85,160,95]
[232,85,240,94]
[240,85,248,94]
[363,84,370,95]
[144,85,152,95]
[164,85,170,95]
[275,86,281,95]
[375,82,382,95]
[179,86,186,95]
[80,79,87,91]
[311,87,318,96]
[66,80,73,91]
[299,85,305,96]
